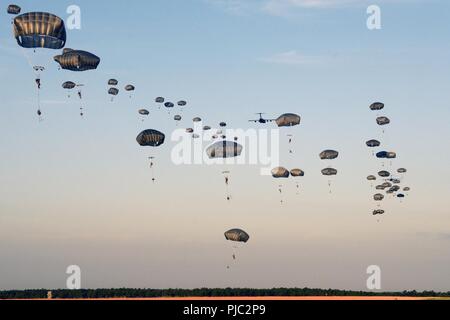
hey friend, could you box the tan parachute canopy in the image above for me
[370,102,384,111]
[320,150,339,160]
[321,168,338,176]
[138,109,149,116]
[108,88,119,96]
[290,169,305,177]
[13,12,66,49]
[373,209,385,215]
[276,113,301,127]
[54,49,100,71]
[374,194,384,201]
[376,116,390,126]
[136,129,165,147]
[224,229,250,243]
[7,4,21,15]
[62,81,76,89]
[271,167,290,178]
[206,141,243,159]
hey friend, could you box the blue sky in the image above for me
[0,0,450,291]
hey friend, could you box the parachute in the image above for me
[219,122,227,128]
[108,79,118,86]
[378,170,390,178]
[290,169,304,194]
[322,167,338,193]
[164,102,174,109]
[388,185,400,193]
[376,151,388,159]
[108,88,119,96]
[174,115,182,121]
[320,150,339,160]
[276,113,301,127]
[13,12,66,117]
[403,187,410,192]
[138,109,150,116]
[62,81,76,98]
[178,100,187,107]
[366,139,381,148]
[203,126,211,131]
[225,228,249,265]
[375,185,385,190]
[136,129,165,147]
[386,152,397,159]
[397,168,407,174]
[62,81,76,89]
[225,229,250,243]
[54,49,100,71]
[124,85,135,98]
[381,182,392,188]
[271,167,290,178]
[376,116,390,126]
[206,141,243,159]
[370,102,384,111]
[186,128,194,134]
[193,117,202,123]
[13,12,66,49]
[374,194,384,201]
[33,65,45,72]
[397,194,405,198]
[373,209,385,215]
[367,175,376,181]
[155,97,165,103]
[290,169,305,177]
[321,168,338,176]
[7,4,21,15]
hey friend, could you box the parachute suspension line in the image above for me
[20,47,43,118]
[78,89,84,118]
[37,86,43,122]
[229,242,242,265]
[278,184,284,205]
[149,157,156,183]
[20,46,35,73]
[223,171,231,202]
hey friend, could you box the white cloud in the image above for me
[206,0,422,17]
[204,0,258,15]
[262,0,366,16]
[259,50,322,65]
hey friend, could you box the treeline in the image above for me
[0,288,449,299]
